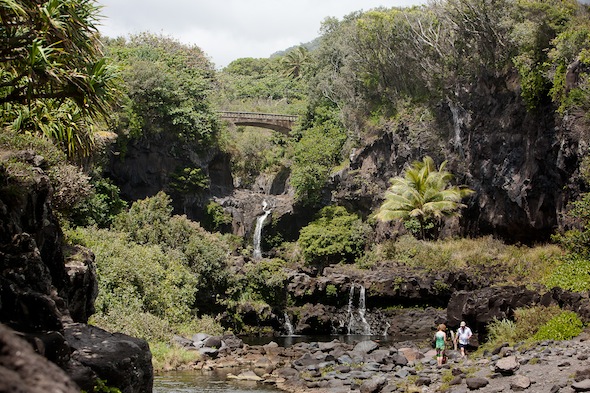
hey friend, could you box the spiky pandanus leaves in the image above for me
[0,0,119,160]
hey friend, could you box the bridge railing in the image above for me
[218,111,298,121]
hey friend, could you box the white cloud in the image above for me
[97,0,426,68]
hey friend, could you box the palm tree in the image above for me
[281,46,310,79]
[376,156,474,240]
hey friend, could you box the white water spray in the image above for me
[346,284,371,335]
[253,200,271,259]
[358,285,371,335]
[284,312,294,336]
[346,284,355,334]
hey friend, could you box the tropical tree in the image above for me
[376,156,474,239]
[104,33,219,145]
[0,0,118,159]
[281,46,311,79]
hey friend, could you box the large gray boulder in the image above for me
[64,323,153,393]
[0,323,79,393]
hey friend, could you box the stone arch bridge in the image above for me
[218,111,298,134]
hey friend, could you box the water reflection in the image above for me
[154,371,280,393]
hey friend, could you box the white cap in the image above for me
[460,321,466,327]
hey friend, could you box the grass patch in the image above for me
[378,235,562,287]
[478,306,584,355]
[150,341,201,372]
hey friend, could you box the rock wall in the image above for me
[333,76,587,243]
[0,152,153,393]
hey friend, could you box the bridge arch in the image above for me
[218,111,297,134]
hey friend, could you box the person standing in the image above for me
[455,321,472,358]
[434,324,447,366]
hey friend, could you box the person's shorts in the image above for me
[459,343,468,349]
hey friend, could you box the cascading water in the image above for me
[346,284,371,335]
[383,321,391,336]
[358,285,371,335]
[346,284,355,334]
[253,200,271,259]
[284,312,294,336]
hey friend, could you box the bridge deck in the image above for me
[218,111,298,121]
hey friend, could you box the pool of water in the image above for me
[153,371,281,393]
[241,334,411,347]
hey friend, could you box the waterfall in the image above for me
[358,285,371,335]
[346,284,355,334]
[284,312,294,336]
[383,321,391,336]
[346,284,371,335]
[253,200,271,259]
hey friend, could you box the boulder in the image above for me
[466,377,489,390]
[353,340,379,354]
[495,355,520,375]
[360,376,388,393]
[64,323,153,393]
[447,286,540,331]
[0,323,79,393]
[573,379,590,392]
[511,375,531,391]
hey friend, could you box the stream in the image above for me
[153,370,281,393]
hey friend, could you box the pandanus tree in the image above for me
[376,156,474,240]
[0,0,118,159]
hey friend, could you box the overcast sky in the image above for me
[96,1,427,69]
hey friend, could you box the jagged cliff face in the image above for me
[0,153,153,393]
[333,76,587,243]
[107,76,587,245]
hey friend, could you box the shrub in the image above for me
[203,201,233,232]
[69,177,127,228]
[486,318,518,347]
[298,205,369,266]
[482,305,566,350]
[242,258,288,306]
[533,311,584,341]
[543,254,590,292]
[513,305,562,339]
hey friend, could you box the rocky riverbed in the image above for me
[183,331,590,393]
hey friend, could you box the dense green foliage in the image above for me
[290,104,348,206]
[214,57,307,114]
[65,192,232,340]
[69,177,128,227]
[533,310,584,341]
[298,205,369,266]
[546,193,590,292]
[377,156,474,239]
[0,0,118,160]
[104,33,219,146]
[307,0,590,122]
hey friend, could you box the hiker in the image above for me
[455,321,473,358]
[434,323,447,366]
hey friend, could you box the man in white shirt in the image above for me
[455,321,473,358]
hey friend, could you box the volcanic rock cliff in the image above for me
[0,152,153,393]
[108,72,588,245]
